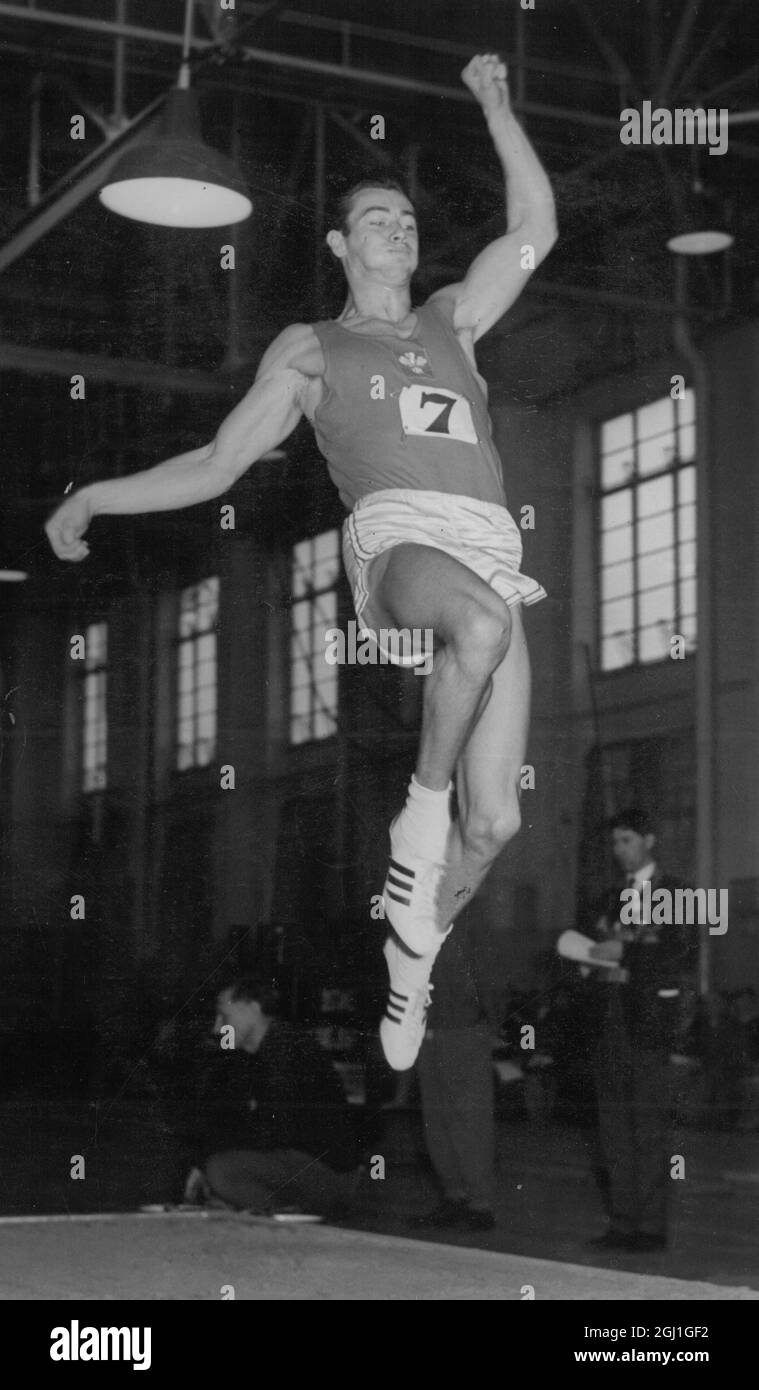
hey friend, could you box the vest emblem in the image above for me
[398,350,429,375]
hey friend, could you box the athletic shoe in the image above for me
[382,817,447,956]
[379,933,436,1071]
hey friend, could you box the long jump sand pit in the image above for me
[0,1212,756,1301]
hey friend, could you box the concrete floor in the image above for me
[1,1212,757,1301]
[2,1096,758,1299]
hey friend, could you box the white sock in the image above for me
[386,936,437,990]
[393,774,453,862]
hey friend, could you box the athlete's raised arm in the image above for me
[429,53,557,343]
[45,322,323,562]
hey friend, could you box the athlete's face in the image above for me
[329,188,419,282]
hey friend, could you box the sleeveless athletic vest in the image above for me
[310,301,508,512]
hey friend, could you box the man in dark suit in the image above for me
[585,808,697,1252]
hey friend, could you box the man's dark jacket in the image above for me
[582,869,698,1052]
[195,1020,358,1171]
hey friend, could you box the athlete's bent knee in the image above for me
[462,802,521,859]
[452,599,511,674]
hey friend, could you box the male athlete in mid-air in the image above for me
[46,55,557,1071]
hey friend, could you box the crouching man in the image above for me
[186,976,360,1219]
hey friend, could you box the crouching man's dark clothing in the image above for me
[197,1021,358,1215]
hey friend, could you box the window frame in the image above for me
[174,575,220,773]
[81,619,108,794]
[595,392,697,672]
[289,530,341,747]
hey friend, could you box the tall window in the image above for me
[598,391,696,671]
[290,530,340,745]
[176,576,219,771]
[82,621,107,792]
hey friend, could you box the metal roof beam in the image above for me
[0,3,621,129]
[0,97,163,274]
[658,0,702,99]
[0,339,233,392]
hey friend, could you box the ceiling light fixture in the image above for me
[99,0,252,229]
[666,177,733,256]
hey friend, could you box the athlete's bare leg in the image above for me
[372,543,530,1070]
[372,542,514,791]
[439,603,530,929]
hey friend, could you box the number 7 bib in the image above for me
[398,385,478,444]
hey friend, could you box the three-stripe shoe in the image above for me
[379,933,436,1072]
[382,820,446,956]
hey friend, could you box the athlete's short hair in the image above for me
[608,807,657,839]
[332,176,414,234]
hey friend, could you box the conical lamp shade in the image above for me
[666,180,733,255]
[99,88,252,228]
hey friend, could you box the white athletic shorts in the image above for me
[342,488,547,668]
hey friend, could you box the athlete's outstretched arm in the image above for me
[431,53,557,343]
[45,324,321,561]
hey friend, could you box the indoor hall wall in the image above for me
[705,323,759,989]
[482,314,759,993]
[546,319,757,991]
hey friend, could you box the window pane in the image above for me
[638,548,675,590]
[178,602,196,639]
[290,716,310,745]
[314,591,338,628]
[291,657,311,690]
[601,596,634,639]
[290,533,340,745]
[678,540,697,579]
[678,503,696,543]
[197,710,216,742]
[601,523,632,565]
[601,490,632,532]
[291,685,310,717]
[313,710,337,740]
[678,422,696,462]
[638,431,676,477]
[639,624,670,663]
[196,684,216,715]
[313,555,340,592]
[600,414,633,455]
[679,389,696,426]
[678,467,696,504]
[292,601,310,632]
[639,584,675,629]
[601,449,635,490]
[600,558,628,603]
[637,397,674,441]
[199,576,219,624]
[637,475,672,519]
[85,623,107,669]
[680,615,697,649]
[196,632,215,666]
[680,577,697,619]
[176,742,193,771]
[638,511,674,555]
